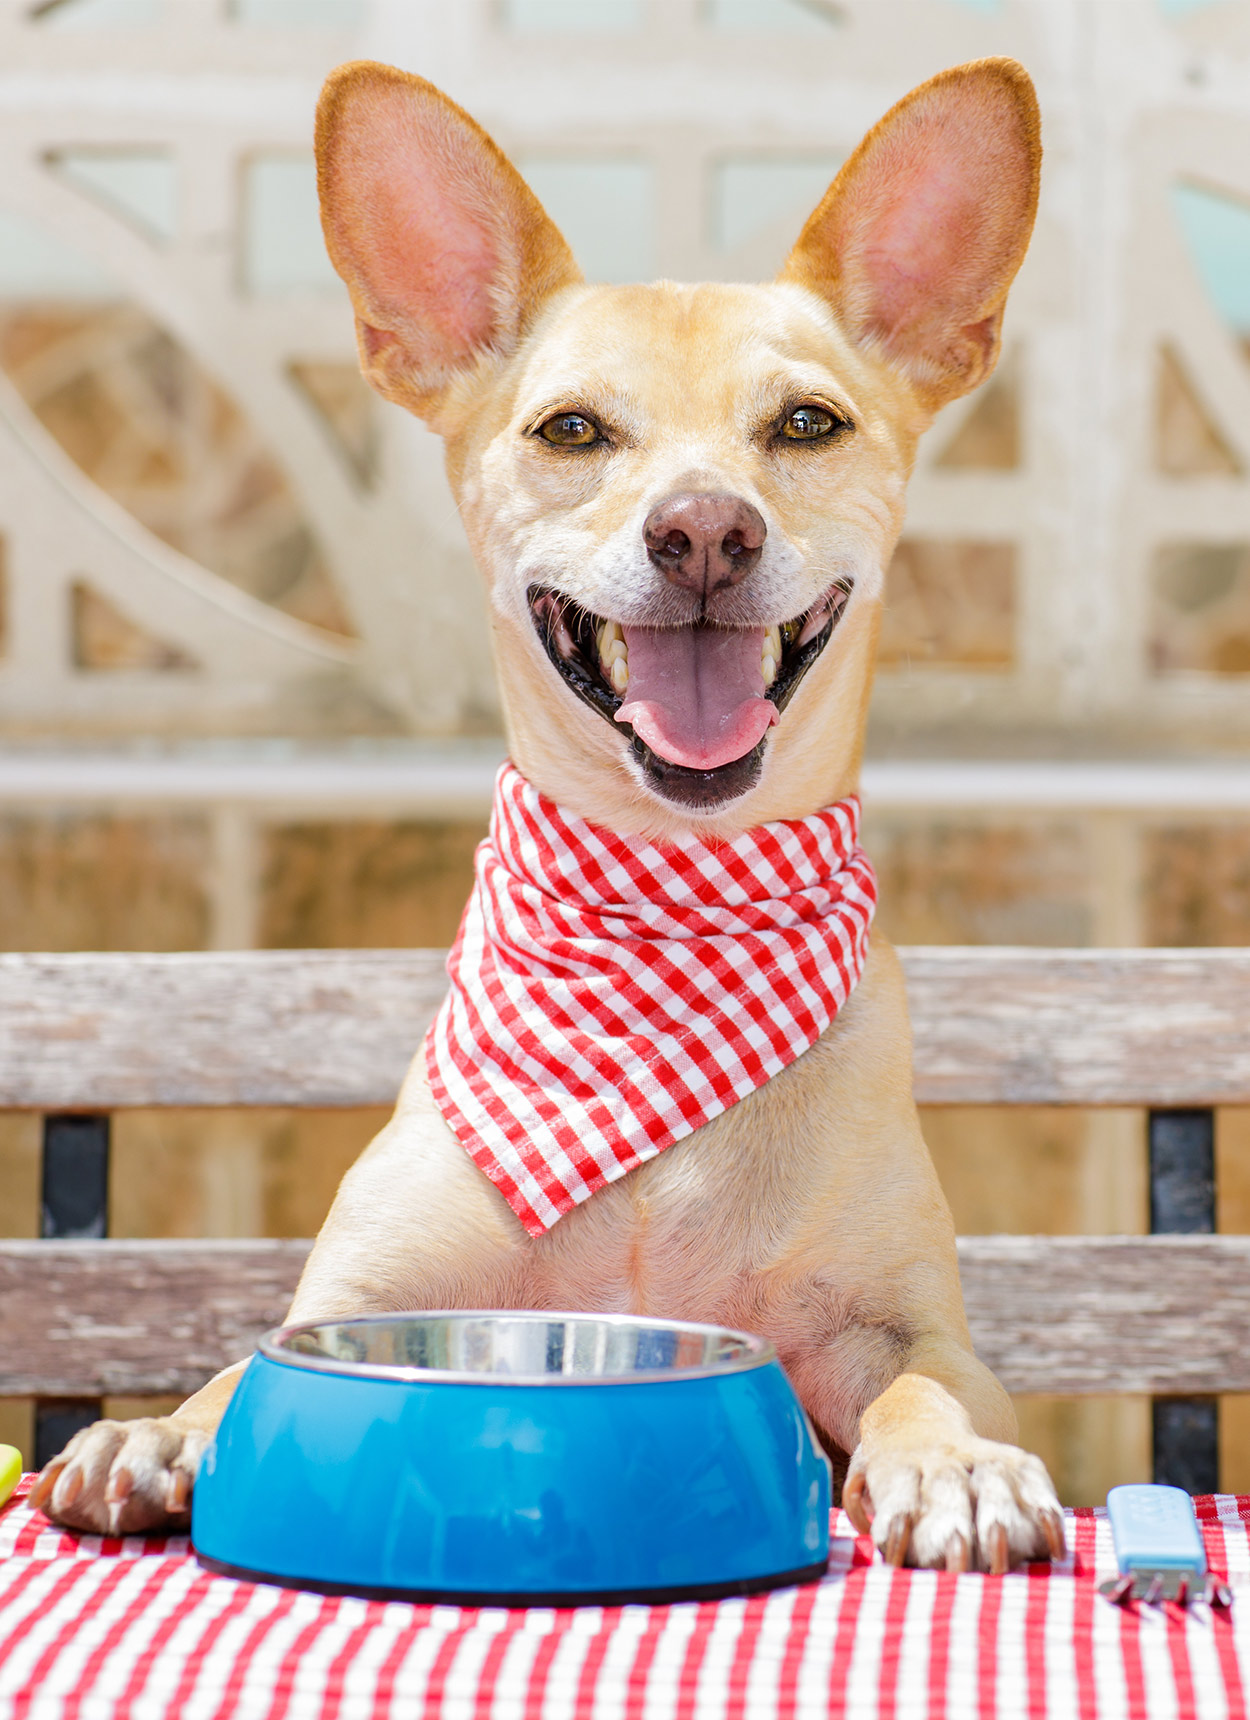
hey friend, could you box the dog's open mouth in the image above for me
[527,581,852,808]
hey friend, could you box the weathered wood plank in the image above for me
[1,947,1250,1110]
[3,1236,1248,1399]
[958,1235,1250,1396]
[905,948,1250,1107]
[0,951,446,1110]
[0,1240,310,1397]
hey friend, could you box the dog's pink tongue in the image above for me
[616,624,777,770]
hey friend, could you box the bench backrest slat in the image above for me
[3,1236,1243,1400]
[1,948,1248,1110]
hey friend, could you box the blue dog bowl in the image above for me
[192,1311,830,1604]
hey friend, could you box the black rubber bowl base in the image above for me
[195,1549,830,1608]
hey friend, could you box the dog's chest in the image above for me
[520,1055,838,1319]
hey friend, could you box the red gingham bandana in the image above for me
[426,763,877,1236]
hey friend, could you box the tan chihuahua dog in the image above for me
[35,55,1066,1574]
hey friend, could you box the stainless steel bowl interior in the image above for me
[262,1311,775,1385]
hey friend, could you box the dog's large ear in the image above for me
[781,58,1040,410]
[316,62,582,419]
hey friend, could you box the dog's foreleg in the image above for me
[280,1078,529,1325]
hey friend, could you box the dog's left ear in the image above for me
[781,58,1040,410]
[316,61,582,420]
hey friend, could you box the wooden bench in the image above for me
[4,947,1247,1484]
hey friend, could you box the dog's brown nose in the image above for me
[643,493,766,596]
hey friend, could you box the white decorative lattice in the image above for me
[0,0,1245,749]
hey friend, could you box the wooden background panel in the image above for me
[958,1235,1250,1396]
[0,1239,310,1397]
[2,942,1250,1114]
[904,948,1250,1107]
[3,947,1250,1111]
[0,951,446,1111]
[4,1235,1249,1399]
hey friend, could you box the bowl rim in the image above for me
[258,1309,778,1387]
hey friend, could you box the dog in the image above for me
[33,53,1066,1575]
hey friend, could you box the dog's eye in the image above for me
[538,413,603,448]
[780,406,840,441]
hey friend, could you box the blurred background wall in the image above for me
[2,0,1250,1502]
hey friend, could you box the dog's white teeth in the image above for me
[762,627,781,687]
[599,620,628,692]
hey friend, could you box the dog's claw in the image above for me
[842,1467,873,1533]
[1043,1510,1067,1561]
[884,1515,913,1567]
[28,1462,63,1514]
[52,1463,86,1518]
[105,1465,135,1536]
[104,1464,133,1507]
[944,1532,970,1573]
[165,1469,191,1515]
[988,1523,1010,1576]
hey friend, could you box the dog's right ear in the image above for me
[316,62,582,420]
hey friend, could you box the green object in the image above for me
[0,1445,21,1508]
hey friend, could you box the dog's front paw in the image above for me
[28,1417,208,1536]
[843,1437,1065,1573]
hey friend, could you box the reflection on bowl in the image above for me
[193,1311,830,1605]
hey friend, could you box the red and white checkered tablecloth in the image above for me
[2,1477,1249,1719]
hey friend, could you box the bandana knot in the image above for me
[427,763,877,1235]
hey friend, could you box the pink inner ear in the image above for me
[327,91,509,372]
[829,82,1035,361]
[859,146,992,333]
[361,157,500,359]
